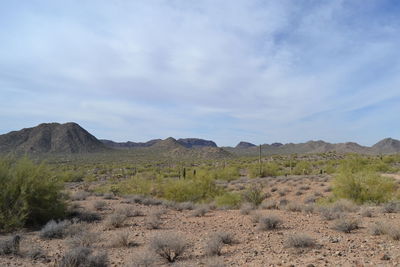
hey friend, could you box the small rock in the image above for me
[381,253,391,261]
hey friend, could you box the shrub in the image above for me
[0,235,21,255]
[67,231,99,247]
[215,192,242,209]
[285,233,316,248]
[105,213,126,229]
[109,231,131,247]
[331,199,358,213]
[382,201,400,213]
[146,215,162,230]
[93,201,107,211]
[333,157,396,204]
[191,205,209,217]
[150,232,188,262]
[387,226,400,240]
[116,206,143,217]
[0,157,67,231]
[205,236,223,256]
[39,220,71,239]
[59,247,108,267]
[242,186,264,207]
[26,246,46,260]
[333,217,359,233]
[361,208,373,217]
[73,211,101,223]
[293,161,312,175]
[215,231,235,245]
[175,202,195,211]
[162,177,220,203]
[319,207,343,221]
[258,215,282,230]
[370,221,388,236]
[249,162,280,178]
[286,202,302,212]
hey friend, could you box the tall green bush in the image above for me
[0,157,66,231]
[333,156,396,204]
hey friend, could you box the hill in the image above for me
[0,122,107,154]
[372,138,400,154]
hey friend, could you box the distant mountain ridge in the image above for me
[101,137,217,149]
[1,123,400,156]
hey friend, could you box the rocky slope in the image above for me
[0,122,107,154]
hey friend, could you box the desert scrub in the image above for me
[39,220,71,239]
[59,247,108,267]
[0,157,67,231]
[258,215,282,230]
[150,232,188,263]
[162,176,221,203]
[242,185,264,206]
[191,204,210,217]
[248,162,280,178]
[332,217,359,233]
[105,212,127,229]
[285,233,316,248]
[333,156,396,204]
[0,235,21,255]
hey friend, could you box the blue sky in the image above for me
[1,0,400,146]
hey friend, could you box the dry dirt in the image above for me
[1,175,400,267]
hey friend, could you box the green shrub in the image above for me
[249,162,280,178]
[333,157,396,204]
[215,192,242,209]
[293,161,312,175]
[162,177,220,203]
[0,157,67,231]
[242,186,264,206]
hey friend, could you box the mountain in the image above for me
[177,138,217,148]
[100,139,161,148]
[225,139,388,156]
[372,138,400,154]
[101,137,217,149]
[235,141,256,149]
[0,122,107,154]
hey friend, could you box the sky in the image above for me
[1,0,400,146]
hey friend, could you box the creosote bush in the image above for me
[150,232,188,263]
[0,157,67,231]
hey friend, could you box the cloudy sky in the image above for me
[1,0,400,146]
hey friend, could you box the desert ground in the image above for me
[1,174,400,267]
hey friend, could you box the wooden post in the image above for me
[259,144,262,177]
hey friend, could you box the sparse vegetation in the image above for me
[332,217,359,233]
[258,215,282,230]
[59,247,108,267]
[150,232,188,263]
[285,233,316,248]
